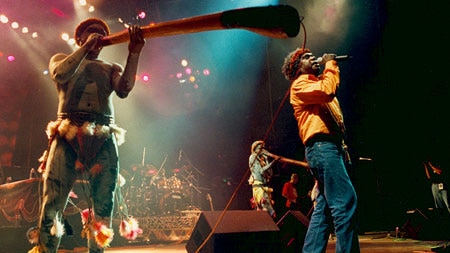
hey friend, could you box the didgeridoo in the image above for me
[98,5,301,47]
[263,150,310,169]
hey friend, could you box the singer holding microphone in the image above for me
[281,48,360,253]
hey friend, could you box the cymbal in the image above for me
[173,165,191,173]
[146,169,157,176]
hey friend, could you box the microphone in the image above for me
[335,55,350,61]
[316,55,351,64]
[178,150,182,161]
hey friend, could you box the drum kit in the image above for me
[124,164,197,216]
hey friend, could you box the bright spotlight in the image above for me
[138,11,146,19]
[176,73,183,79]
[185,68,192,75]
[61,33,70,41]
[79,0,87,6]
[11,22,19,29]
[141,74,150,82]
[203,69,210,76]
[189,76,196,82]
[7,55,15,62]
[32,32,38,38]
[0,15,8,23]
[88,6,95,12]
[181,59,188,67]
[22,27,28,33]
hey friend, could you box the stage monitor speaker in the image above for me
[186,210,280,253]
[276,210,309,253]
[403,208,450,241]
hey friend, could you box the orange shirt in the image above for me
[290,60,343,145]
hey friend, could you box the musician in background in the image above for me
[282,173,299,211]
[282,48,360,252]
[424,160,450,213]
[248,140,279,218]
[28,18,145,253]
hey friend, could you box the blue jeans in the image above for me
[431,183,450,213]
[303,141,360,253]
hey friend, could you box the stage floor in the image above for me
[56,235,450,253]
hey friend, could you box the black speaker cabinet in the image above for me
[186,210,280,253]
[276,210,309,253]
[403,208,450,240]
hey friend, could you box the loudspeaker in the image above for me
[403,208,450,240]
[276,210,309,253]
[186,210,280,253]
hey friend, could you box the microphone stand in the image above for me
[182,151,204,176]
[181,174,202,194]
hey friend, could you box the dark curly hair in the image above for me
[74,18,110,46]
[281,47,310,81]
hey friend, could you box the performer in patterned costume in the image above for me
[28,18,145,253]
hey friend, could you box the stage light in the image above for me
[7,55,15,62]
[185,68,192,75]
[32,32,38,38]
[181,59,188,67]
[61,33,70,41]
[0,15,8,24]
[176,73,183,79]
[11,22,19,29]
[141,74,150,82]
[22,27,28,34]
[88,6,95,12]
[51,7,65,17]
[79,0,87,6]
[203,69,210,76]
[138,11,146,19]
[189,76,196,83]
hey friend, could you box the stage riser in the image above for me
[135,214,200,242]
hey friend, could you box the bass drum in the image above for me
[166,176,182,191]
[124,176,158,216]
[158,192,188,215]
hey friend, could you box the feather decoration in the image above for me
[94,222,114,248]
[119,217,143,240]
